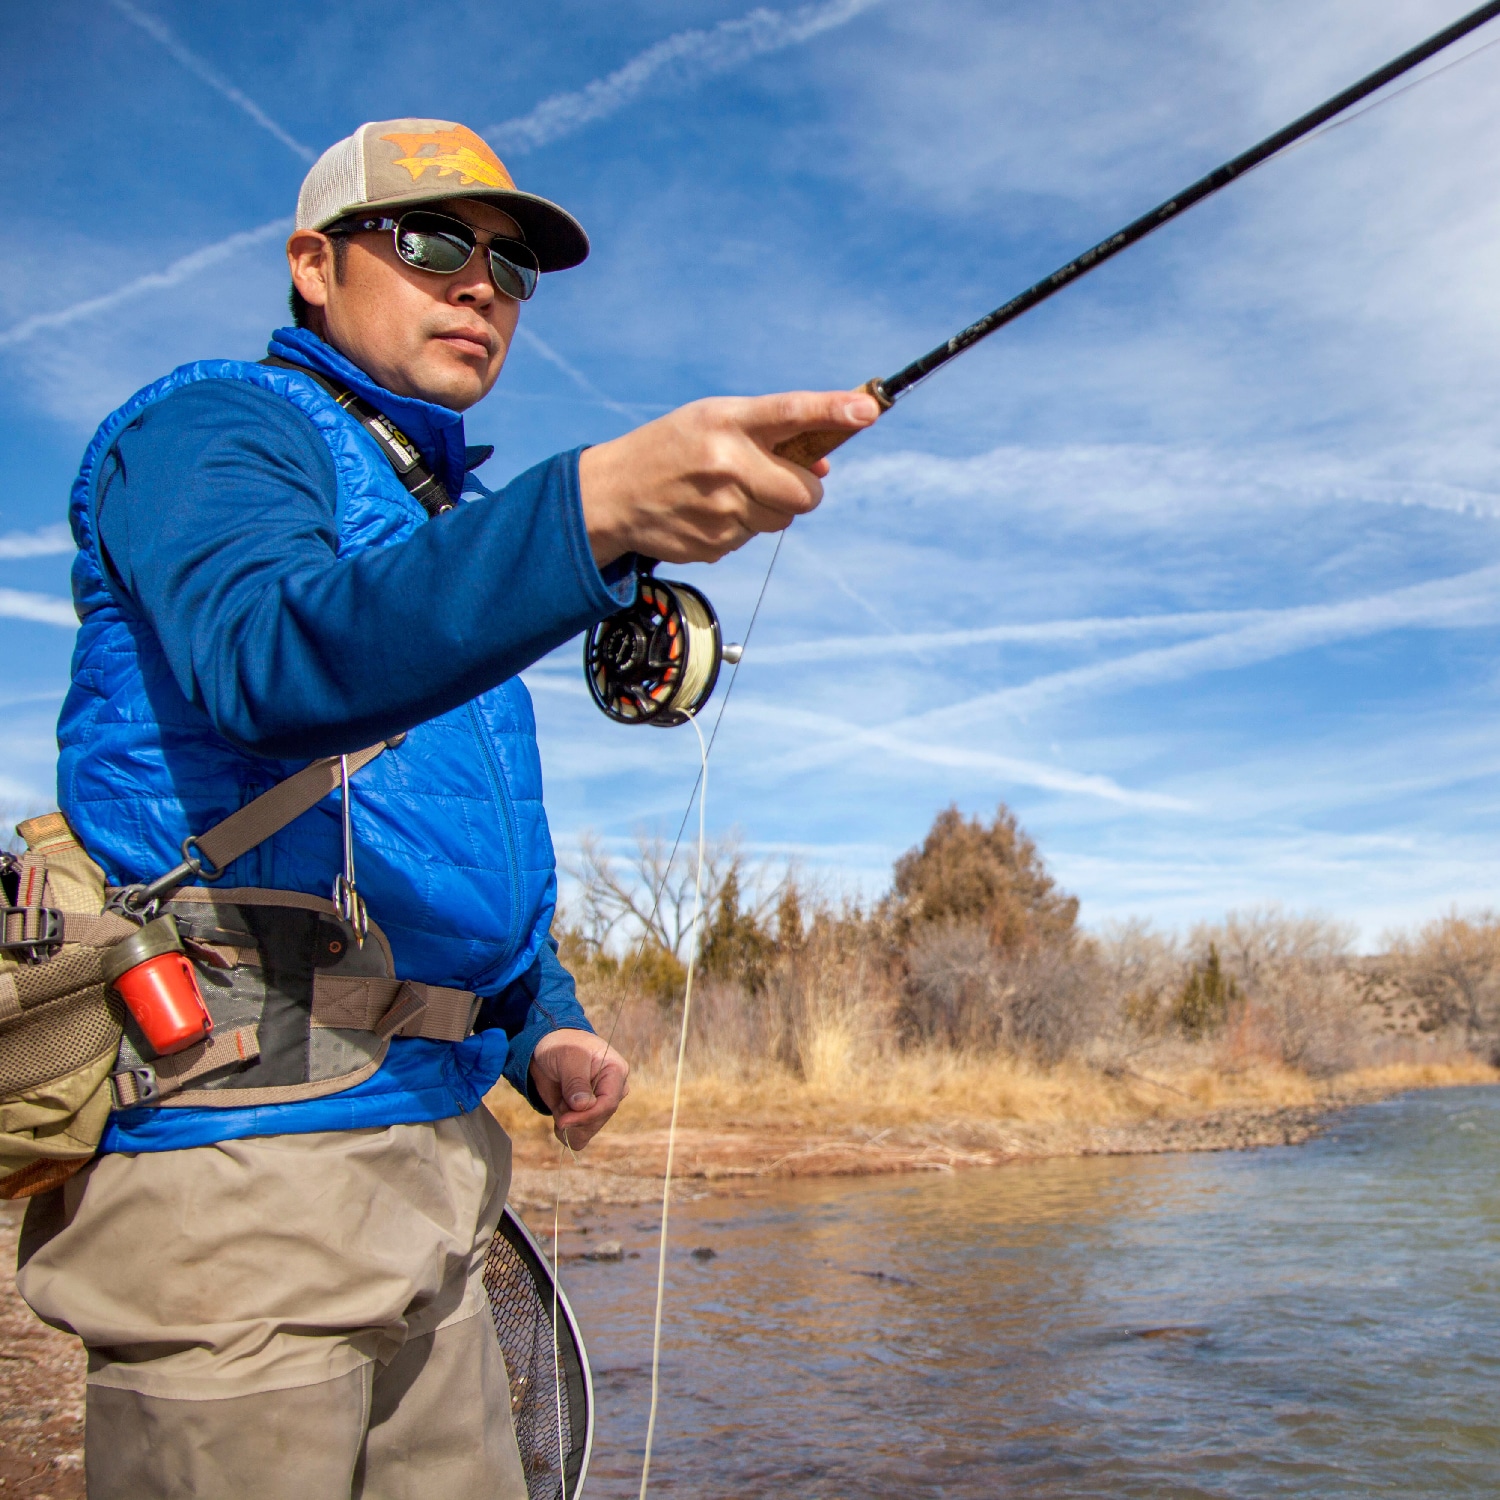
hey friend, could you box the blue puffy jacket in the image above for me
[60,328,632,1151]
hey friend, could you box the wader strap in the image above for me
[192,742,390,874]
[311,974,481,1043]
[110,1024,262,1108]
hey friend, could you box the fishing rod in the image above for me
[773,0,1500,468]
[585,0,1500,730]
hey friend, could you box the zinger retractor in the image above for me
[585,563,741,726]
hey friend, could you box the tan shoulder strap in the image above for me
[191,740,390,874]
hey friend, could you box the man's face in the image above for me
[286,198,523,411]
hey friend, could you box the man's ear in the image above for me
[287,230,334,312]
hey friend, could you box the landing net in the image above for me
[485,1204,594,1500]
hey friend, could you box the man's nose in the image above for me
[449,259,495,310]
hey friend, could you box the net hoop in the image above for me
[485,1204,595,1500]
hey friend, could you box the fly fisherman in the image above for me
[15,119,881,1499]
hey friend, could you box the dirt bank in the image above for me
[496,1060,1497,1200]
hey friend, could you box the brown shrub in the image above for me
[886,804,1078,952]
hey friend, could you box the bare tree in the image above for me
[567,830,769,960]
[1390,911,1500,1046]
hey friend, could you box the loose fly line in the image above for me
[638,711,710,1500]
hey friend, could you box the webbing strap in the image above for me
[311,973,480,1043]
[111,1024,261,1108]
[60,912,138,947]
[192,742,388,874]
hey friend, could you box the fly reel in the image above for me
[584,564,741,727]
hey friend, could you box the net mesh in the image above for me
[484,1209,588,1500]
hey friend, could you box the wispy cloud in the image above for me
[757,704,1189,809]
[0,218,292,351]
[750,605,1273,665]
[486,0,884,154]
[919,561,1500,731]
[108,0,316,163]
[0,589,76,629]
[512,326,651,420]
[0,524,72,560]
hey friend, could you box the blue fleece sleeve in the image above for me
[96,380,632,758]
[475,938,594,1111]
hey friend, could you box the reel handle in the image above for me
[772,379,892,469]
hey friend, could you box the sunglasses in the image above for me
[326,210,540,302]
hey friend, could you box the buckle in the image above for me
[112,1065,160,1108]
[0,906,64,961]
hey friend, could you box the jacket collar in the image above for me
[267,326,468,504]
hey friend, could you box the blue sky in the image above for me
[5,0,1500,944]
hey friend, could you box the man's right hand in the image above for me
[577,389,882,569]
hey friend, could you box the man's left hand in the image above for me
[529,1029,630,1148]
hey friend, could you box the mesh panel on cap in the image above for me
[296,128,369,231]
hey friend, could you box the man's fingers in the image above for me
[728,388,883,445]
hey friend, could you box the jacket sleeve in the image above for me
[96,379,633,759]
[475,938,596,1112]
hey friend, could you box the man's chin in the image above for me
[410,351,492,412]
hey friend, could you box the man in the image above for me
[15,119,879,1498]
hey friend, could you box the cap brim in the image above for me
[338,189,589,273]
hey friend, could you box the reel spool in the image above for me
[584,565,740,727]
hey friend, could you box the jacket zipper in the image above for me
[466,702,524,976]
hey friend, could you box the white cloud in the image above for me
[763,703,1191,808]
[486,0,886,154]
[0,590,76,628]
[0,524,72,560]
[108,0,316,163]
[512,327,649,420]
[750,605,1272,666]
[0,219,292,352]
[919,560,1500,730]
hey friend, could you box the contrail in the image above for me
[487,0,884,154]
[750,606,1277,665]
[757,704,1190,810]
[0,218,292,350]
[0,524,73,560]
[0,589,76,629]
[109,0,317,163]
[514,326,649,419]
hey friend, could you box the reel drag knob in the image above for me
[585,575,725,727]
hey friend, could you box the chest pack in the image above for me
[0,745,480,1200]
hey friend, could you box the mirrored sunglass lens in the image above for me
[394,215,475,272]
[396,227,472,274]
[487,245,539,301]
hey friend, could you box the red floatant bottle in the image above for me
[102,915,213,1057]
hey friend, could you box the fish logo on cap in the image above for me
[378,125,516,192]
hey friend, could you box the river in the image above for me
[560,1086,1500,1498]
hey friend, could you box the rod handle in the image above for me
[773,379,892,469]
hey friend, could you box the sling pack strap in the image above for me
[259,356,455,517]
[191,741,391,874]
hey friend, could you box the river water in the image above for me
[560,1086,1500,1498]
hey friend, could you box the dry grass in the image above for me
[510,874,1500,1170]
[488,1033,1498,1150]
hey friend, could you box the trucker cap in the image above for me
[296,120,588,273]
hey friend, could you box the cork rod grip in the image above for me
[773,379,893,469]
